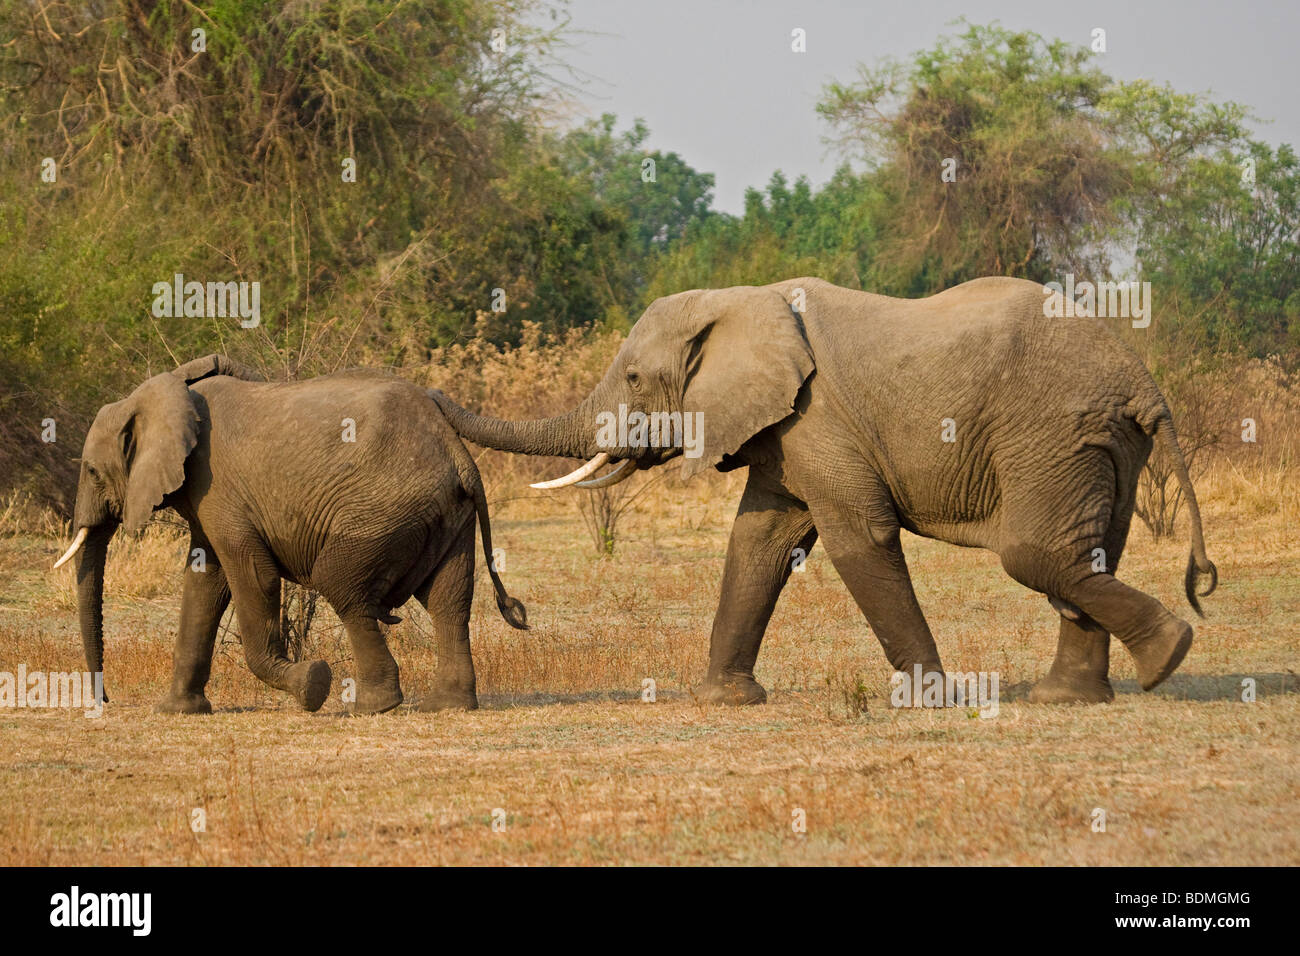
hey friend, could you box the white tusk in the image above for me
[576,458,636,489]
[53,527,89,570]
[529,453,610,490]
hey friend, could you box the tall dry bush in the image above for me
[1140,351,1300,538]
[1196,355,1300,523]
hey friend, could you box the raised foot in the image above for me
[415,687,478,712]
[1130,619,1193,691]
[353,681,403,715]
[696,675,767,706]
[288,660,333,712]
[1027,674,1114,704]
[155,691,213,715]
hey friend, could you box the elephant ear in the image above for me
[117,373,201,533]
[678,286,814,479]
[172,353,265,384]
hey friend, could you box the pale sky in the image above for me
[550,0,1300,213]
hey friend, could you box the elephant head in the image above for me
[433,286,815,487]
[53,372,201,693]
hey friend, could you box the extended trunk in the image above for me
[434,389,601,460]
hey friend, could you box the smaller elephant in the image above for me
[53,354,526,715]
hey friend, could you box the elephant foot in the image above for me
[288,660,333,712]
[353,681,403,715]
[1127,619,1193,691]
[155,691,213,715]
[415,686,478,712]
[1027,673,1114,704]
[696,674,767,705]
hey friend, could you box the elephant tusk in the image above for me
[530,452,610,490]
[575,458,636,489]
[53,527,88,570]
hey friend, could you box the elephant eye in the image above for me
[626,368,642,388]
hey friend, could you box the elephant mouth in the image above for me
[529,454,639,491]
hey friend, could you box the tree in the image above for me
[817,21,1128,292]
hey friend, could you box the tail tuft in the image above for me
[1184,552,1219,618]
[497,594,529,630]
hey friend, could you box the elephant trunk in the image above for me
[67,467,117,699]
[431,386,605,460]
[74,522,115,699]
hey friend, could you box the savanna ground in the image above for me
[0,455,1297,866]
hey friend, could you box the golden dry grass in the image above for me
[0,460,1297,866]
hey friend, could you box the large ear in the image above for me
[678,287,814,479]
[117,373,201,533]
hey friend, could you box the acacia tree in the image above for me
[817,22,1128,293]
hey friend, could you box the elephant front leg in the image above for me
[157,535,230,715]
[698,476,816,706]
[811,502,944,680]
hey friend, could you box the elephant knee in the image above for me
[241,642,288,683]
[999,543,1074,595]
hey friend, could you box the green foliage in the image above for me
[1128,130,1300,353]
[648,167,880,296]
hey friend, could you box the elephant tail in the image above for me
[449,439,529,631]
[1152,413,1218,616]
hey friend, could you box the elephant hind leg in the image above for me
[411,514,478,712]
[1028,507,1130,704]
[1059,573,1191,691]
[1004,443,1187,698]
[225,544,332,711]
[343,615,403,715]
[1002,540,1191,695]
[1027,617,1114,704]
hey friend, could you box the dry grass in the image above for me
[0,457,1297,865]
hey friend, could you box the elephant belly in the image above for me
[899,509,1001,550]
[308,522,440,615]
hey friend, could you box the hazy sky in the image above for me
[550,0,1300,213]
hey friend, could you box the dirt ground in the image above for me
[1,474,1296,865]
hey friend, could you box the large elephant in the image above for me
[53,354,526,715]
[431,276,1217,705]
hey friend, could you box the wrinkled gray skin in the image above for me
[64,354,526,715]
[431,277,1217,705]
